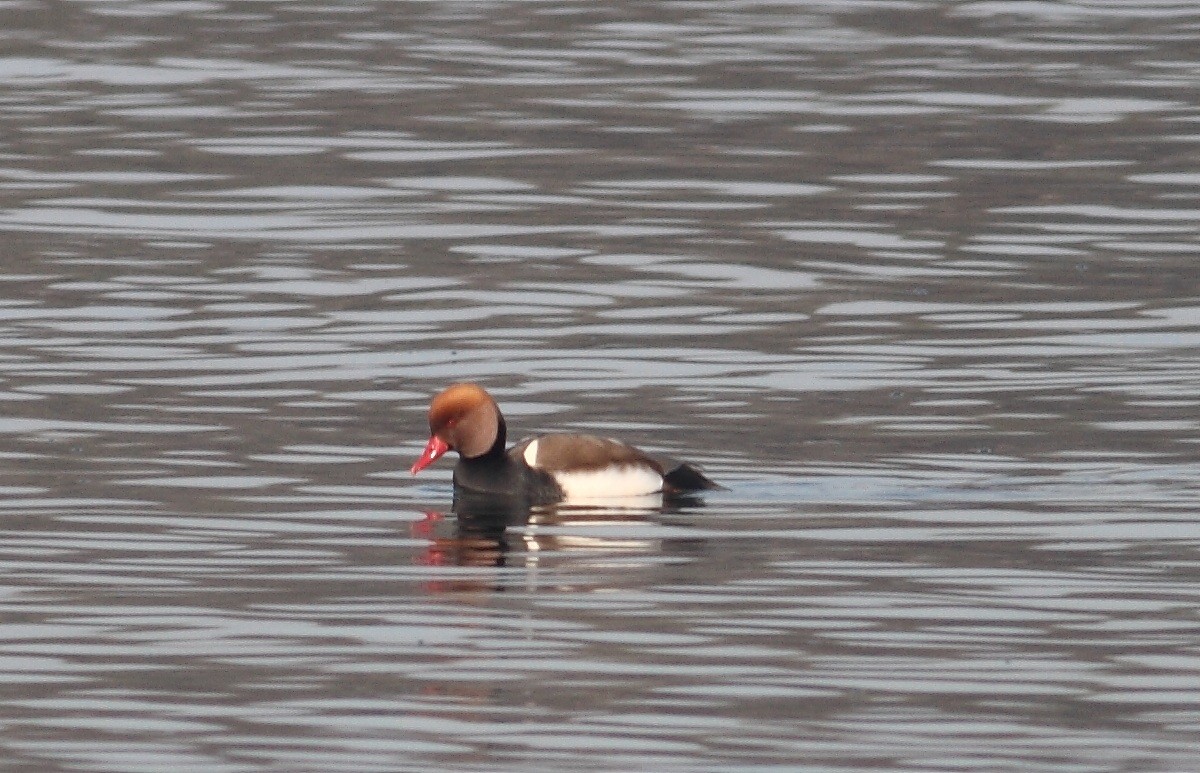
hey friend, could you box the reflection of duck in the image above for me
[410,383,721,506]
[413,491,702,573]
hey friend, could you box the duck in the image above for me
[410,383,720,503]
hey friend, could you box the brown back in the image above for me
[515,434,663,474]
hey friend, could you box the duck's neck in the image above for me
[469,415,507,462]
[453,416,529,496]
[489,416,507,457]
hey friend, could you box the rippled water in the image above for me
[2,2,1200,771]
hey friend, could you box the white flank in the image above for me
[522,438,540,466]
[553,465,663,501]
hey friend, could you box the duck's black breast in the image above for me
[452,452,564,505]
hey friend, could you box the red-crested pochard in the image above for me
[410,383,720,502]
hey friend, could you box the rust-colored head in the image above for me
[410,383,504,474]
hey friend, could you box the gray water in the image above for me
[2,2,1200,771]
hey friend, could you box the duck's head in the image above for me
[410,383,504,474]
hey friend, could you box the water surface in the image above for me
[1,2,1199,771]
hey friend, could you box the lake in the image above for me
[1,2,1199,771]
